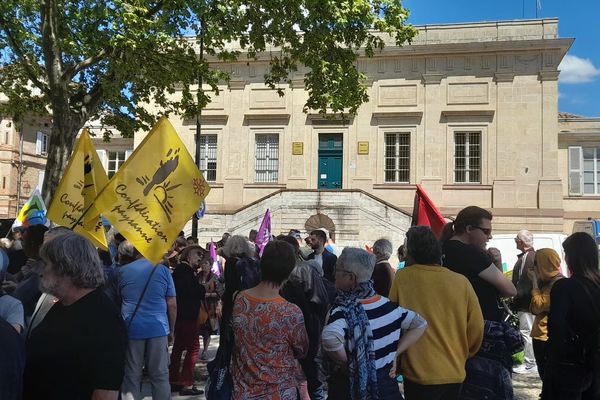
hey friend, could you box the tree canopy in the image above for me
[0,0,416,202]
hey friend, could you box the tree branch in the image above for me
[0,16,50,95]
[62,48,109,80]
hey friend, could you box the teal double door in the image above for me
[318,134,343,189]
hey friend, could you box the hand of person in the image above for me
[168,333,174,345]
[216,301,223,319]
[1,280,17,294]
[389,357,398,378]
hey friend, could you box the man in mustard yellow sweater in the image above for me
[389,226,484,400]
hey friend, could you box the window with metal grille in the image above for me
[384,133,410,183]
[107,151,126,178]
[255,134,279,183]
[454,132,481,183]
[199,135,217,182]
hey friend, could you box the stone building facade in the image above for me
[558,114,600,232]
[136,18,574,244]
[0,112,132,222]
[4,18,589,247]
[0,112,51,220]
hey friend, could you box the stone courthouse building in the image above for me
[137,18,580,246]
[6,18,597,247]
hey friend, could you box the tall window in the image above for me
[199,135,217,182]
[107,151,126,178]
[384,132,410,183]
[36,132,48,155]
[568,146,600,196]
[454,132,481,183]
[255,134,279,183]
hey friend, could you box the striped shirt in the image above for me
[322,295,426,370]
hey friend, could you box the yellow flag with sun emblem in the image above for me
[47,129,109,249]
[92,116,211,264]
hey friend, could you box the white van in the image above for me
[487,233,568,277]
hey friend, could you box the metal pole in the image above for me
[15,122,24,217]
[191,29,204,238]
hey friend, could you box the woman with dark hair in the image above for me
[440,206,520,399]
[440,206,516,321]
[542,232,600,400]
[219,235,261,328]
[230,240,309,399]
[390,226,483,400]
[169,245,206,396]
[197,253,223,361]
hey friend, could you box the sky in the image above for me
[403,0,600,117]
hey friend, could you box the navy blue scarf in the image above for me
[334,280,379,400]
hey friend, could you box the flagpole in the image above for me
[191,22,204,239]
[69,201,96,230]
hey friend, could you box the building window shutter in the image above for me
[36,132,43,154]
[568,146,583,196]
[96,150,107,171]
[37,170,45,191]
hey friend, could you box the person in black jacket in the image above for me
[169,245,206,396]
[307,230,337,283]
[543,232,600,400]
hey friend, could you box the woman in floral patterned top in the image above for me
[231,240,309,400]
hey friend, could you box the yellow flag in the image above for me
[93,116,211,264]
[47,129,109,249]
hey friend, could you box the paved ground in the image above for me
[141,336,543,399]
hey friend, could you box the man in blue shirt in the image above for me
[118,246,177,400]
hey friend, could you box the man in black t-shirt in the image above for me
[23,233,126,400]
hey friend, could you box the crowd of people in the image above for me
[1,205,600,400]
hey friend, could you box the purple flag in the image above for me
[209,239,221,276]
[255,209,272,257]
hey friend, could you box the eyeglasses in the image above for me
[471,226,492,236]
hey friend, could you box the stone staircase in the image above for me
[192,189,412,249]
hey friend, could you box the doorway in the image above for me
[318,134,343,189]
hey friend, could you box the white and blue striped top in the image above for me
[322,295,427,371]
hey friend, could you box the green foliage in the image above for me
[0,0,416,138]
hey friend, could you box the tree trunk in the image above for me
[41,112,82,206]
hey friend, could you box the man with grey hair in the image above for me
[371,238,395,296]
[23,233,127,400]
[511,229,537,374]
[322,247,427,399]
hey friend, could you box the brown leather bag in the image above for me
[197,302,209,329]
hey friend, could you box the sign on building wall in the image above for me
[358,141,369,155]
[292,142,304,155]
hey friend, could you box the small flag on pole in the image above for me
[255,209,272,257]
[196,200,206,219]
[411,185,446,238]
[13,189,48,229]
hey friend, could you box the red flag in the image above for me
[412,185,446,237]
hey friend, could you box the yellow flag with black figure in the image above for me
[47,129,109,249]
[93,116,211,265]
